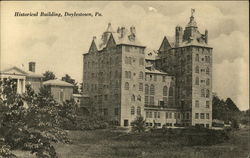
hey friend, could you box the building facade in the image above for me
[0,62,43,94]
[83,11,213,128]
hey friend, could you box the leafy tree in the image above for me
[62,74,79,94]
[43,71,56,81]
[0,78,70,157]
[131,116,146,133]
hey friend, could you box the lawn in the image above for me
[14,127,250,158]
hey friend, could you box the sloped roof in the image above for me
[145,68,168,75]
[43,79,74,87]
[0,65,43,78]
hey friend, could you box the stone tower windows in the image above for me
[150,84,155,95]
[195,66,199,73]
[163,86,168,96]
[195,77,199,85]
[125,82,129,90]
[139,72,144,79]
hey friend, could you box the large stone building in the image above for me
[83,10,213,128]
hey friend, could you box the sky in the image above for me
[1,1,249,110]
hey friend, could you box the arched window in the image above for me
[169,87,173,96]
[137,106,141,115]
[150,84,155,95]
[195,66,199,73]
[163,86,168,96]
[139,72,143,79]
[145,84,149,95]
[195,54,199,62]
[131,94,135,101]
[195,77,199,85]
[201,89,205,97]
[137,95,141,101]
[206,67,210,75]
[206,89,210,98]
[131,106,135,115]
[139,58,144,66]
[125,82,129,90]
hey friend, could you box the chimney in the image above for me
[120,27,126,38]
[205,29,208,44]
[175,25,183,47]
[29,62,36,72]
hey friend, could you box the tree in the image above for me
[61,74,79,94]
[131,116,146,133]
[43,71,56,81]
[0,78,70,157]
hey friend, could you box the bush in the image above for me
[131,116,146,133]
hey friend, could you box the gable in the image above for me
[88,40,98,53]
[106,33,116,48]
[0,66,27,76]
[159,36,172,51]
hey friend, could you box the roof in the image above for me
[43,79,74,87]
[0,65,43,78]
[145,68,168,75]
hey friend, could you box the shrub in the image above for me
[131,116,146,133]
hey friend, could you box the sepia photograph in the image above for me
[0,1,249,158]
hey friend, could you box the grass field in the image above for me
[14,127,250,158]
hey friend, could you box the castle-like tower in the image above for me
[83,9,212,128]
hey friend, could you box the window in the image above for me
[165,112,168,119]
[137,106,141,115]
[139,48,144,54]
[174,113,177,119]
[200,113,205,119]
[206,113,210,119]
[195,77,199,85]
[162,76,166,82]
[163,97,167,105]
[195,113,199,119]
[125,82,129,90]
[195,100,199,108]
[139,58,144,66]
[206,67,210,75]
[157,112,160,118]
[163,86,168,96]
[186,113,190,119]
[201,89,205,97]
[150,84,155,95]
[146,112,149,118]
[206,78,210,86]
[139,72,143,79]
[137,95,141,101]
[145,84,149,95]
[131,95,135,101]
[206,101,210,108]
[131,106,135,115]
[149,112,152,118]
[195,66,199,73]
[154,75,157,81]
[206,89,210,98]
[145,96,149,105]
[169,87,173,96]
[139,83,143,91]
[169,112,172,118]
[149,96,154,105]
[154,112,157,118]
[195,54,199,62]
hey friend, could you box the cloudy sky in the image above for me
[1,1,249,110]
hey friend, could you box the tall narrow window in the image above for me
[145,84,149,95]
[131,95,135,101]
[206,78,210,86]
[163,86,168,96]
[139,83,143,91]
[195,54,199,62]
[195,77,199,85]
[137,106,141,115]
[206,89,210,98]
[195,100,199,108]
[149,96,154,105]
[206,67,210,75]
[150,84,155,95]
[201,89,205,97]
[139,72,143,79]
[195,66,199,73]
[145,96,149,105]
[169,87,173,97]
[131,106,135,115]
[125,82,129,90]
